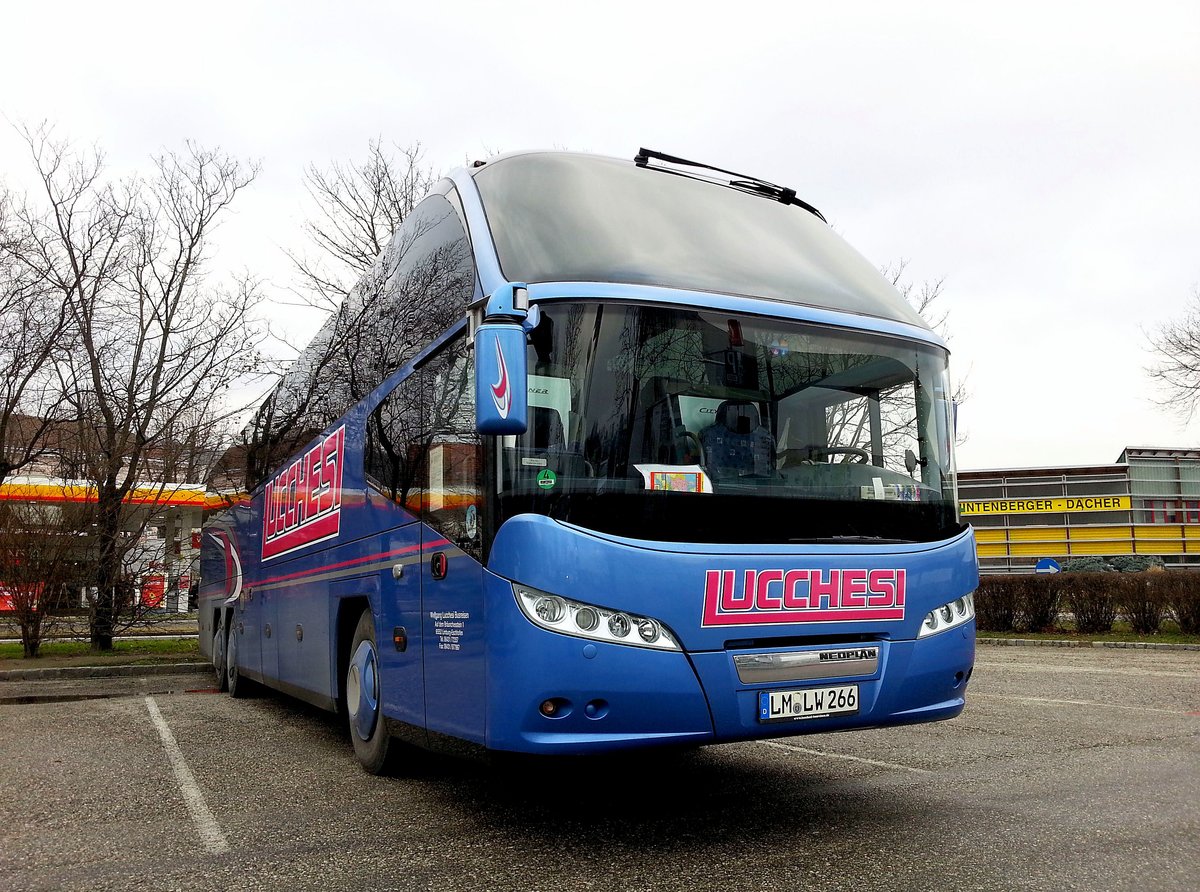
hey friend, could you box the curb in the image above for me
[0,661,212,681]
[4,641,1196,681]
[978,637,1200,652]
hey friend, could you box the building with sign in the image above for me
[960,447,1200,573]
[0,414,209,611]
[0,476,207,610]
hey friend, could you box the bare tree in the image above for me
[883,259,970,442]
[883,259,950,334]
[0,501,83,657]
[8,124,265,649]
[285,138,437,314]
[1148,285,1200,421]
[0,184,73,481]
[221,139,441,494]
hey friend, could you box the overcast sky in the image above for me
[2,0,1197,471]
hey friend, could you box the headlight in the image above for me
[608,612,632,638]
[513,583,681,651]
[918,592,976,637]
[534,596,566,623]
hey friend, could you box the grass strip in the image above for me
[0,637,202,666]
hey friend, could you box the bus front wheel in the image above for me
[347,609,392,774]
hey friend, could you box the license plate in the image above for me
[758,684,859,723]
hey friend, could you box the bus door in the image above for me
[419,340,487,745]
[421,525,485,744]
[376,521,425,730]
[366,333,486,742]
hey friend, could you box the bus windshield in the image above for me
[473,152,928,329]
[495,302,960,544]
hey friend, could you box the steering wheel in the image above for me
[780,446,870,468]
[818,447,870,464]
[820,449,868,463]
[778,448,812,470]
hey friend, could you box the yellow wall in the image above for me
[974,524,1196,560]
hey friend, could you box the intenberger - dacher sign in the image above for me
[960,495,1131,517]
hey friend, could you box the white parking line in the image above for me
[144,696,229,854]
[757,739,934,774]
[972,693,1197,716]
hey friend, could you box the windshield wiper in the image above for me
[634,147,827,222]
[791,536,914,545]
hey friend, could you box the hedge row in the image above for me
[975,571,1200,635]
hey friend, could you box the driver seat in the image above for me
[700,400,775,477]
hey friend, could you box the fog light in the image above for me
[539,699,558,717]
[575,606,599,632]
[608,613,631,638]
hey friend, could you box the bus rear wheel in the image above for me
[347,609,392,774]
[226,622,251,698]
[213,615,228,693]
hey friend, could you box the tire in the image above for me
[213,614,228,693]
[226,620,251,699]
[346,609,391,774]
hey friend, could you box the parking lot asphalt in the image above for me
[0,647,1197,892]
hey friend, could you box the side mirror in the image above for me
[474,283,529,435]
[904,448,919,477]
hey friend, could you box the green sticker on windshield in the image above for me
[537,469,557,489]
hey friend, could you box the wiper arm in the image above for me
[790,536,914,545]
[634,147,827,222]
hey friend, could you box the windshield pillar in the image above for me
[868,394,884,467]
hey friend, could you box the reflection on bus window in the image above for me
[364,335,482,559]
[495,303,959,545]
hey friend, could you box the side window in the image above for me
[320,192,476,420]
[423,338,482,559]
[231,193,476,493]
[364,335,483,560]
[364,372,427,515]
[373,194,476,365]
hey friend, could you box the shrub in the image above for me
[1061,557,1113,573]
[1110,555,1165,573]
[974,575,1060,632]
[1016,574,1062,632]
[1159,571,1200,634]
[974,576,1019,632]
[1063,573,1118,634]
[1116,574,1167,634]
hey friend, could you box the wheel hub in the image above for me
[348,640,379,741]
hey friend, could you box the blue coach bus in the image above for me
[199,149,977,773]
